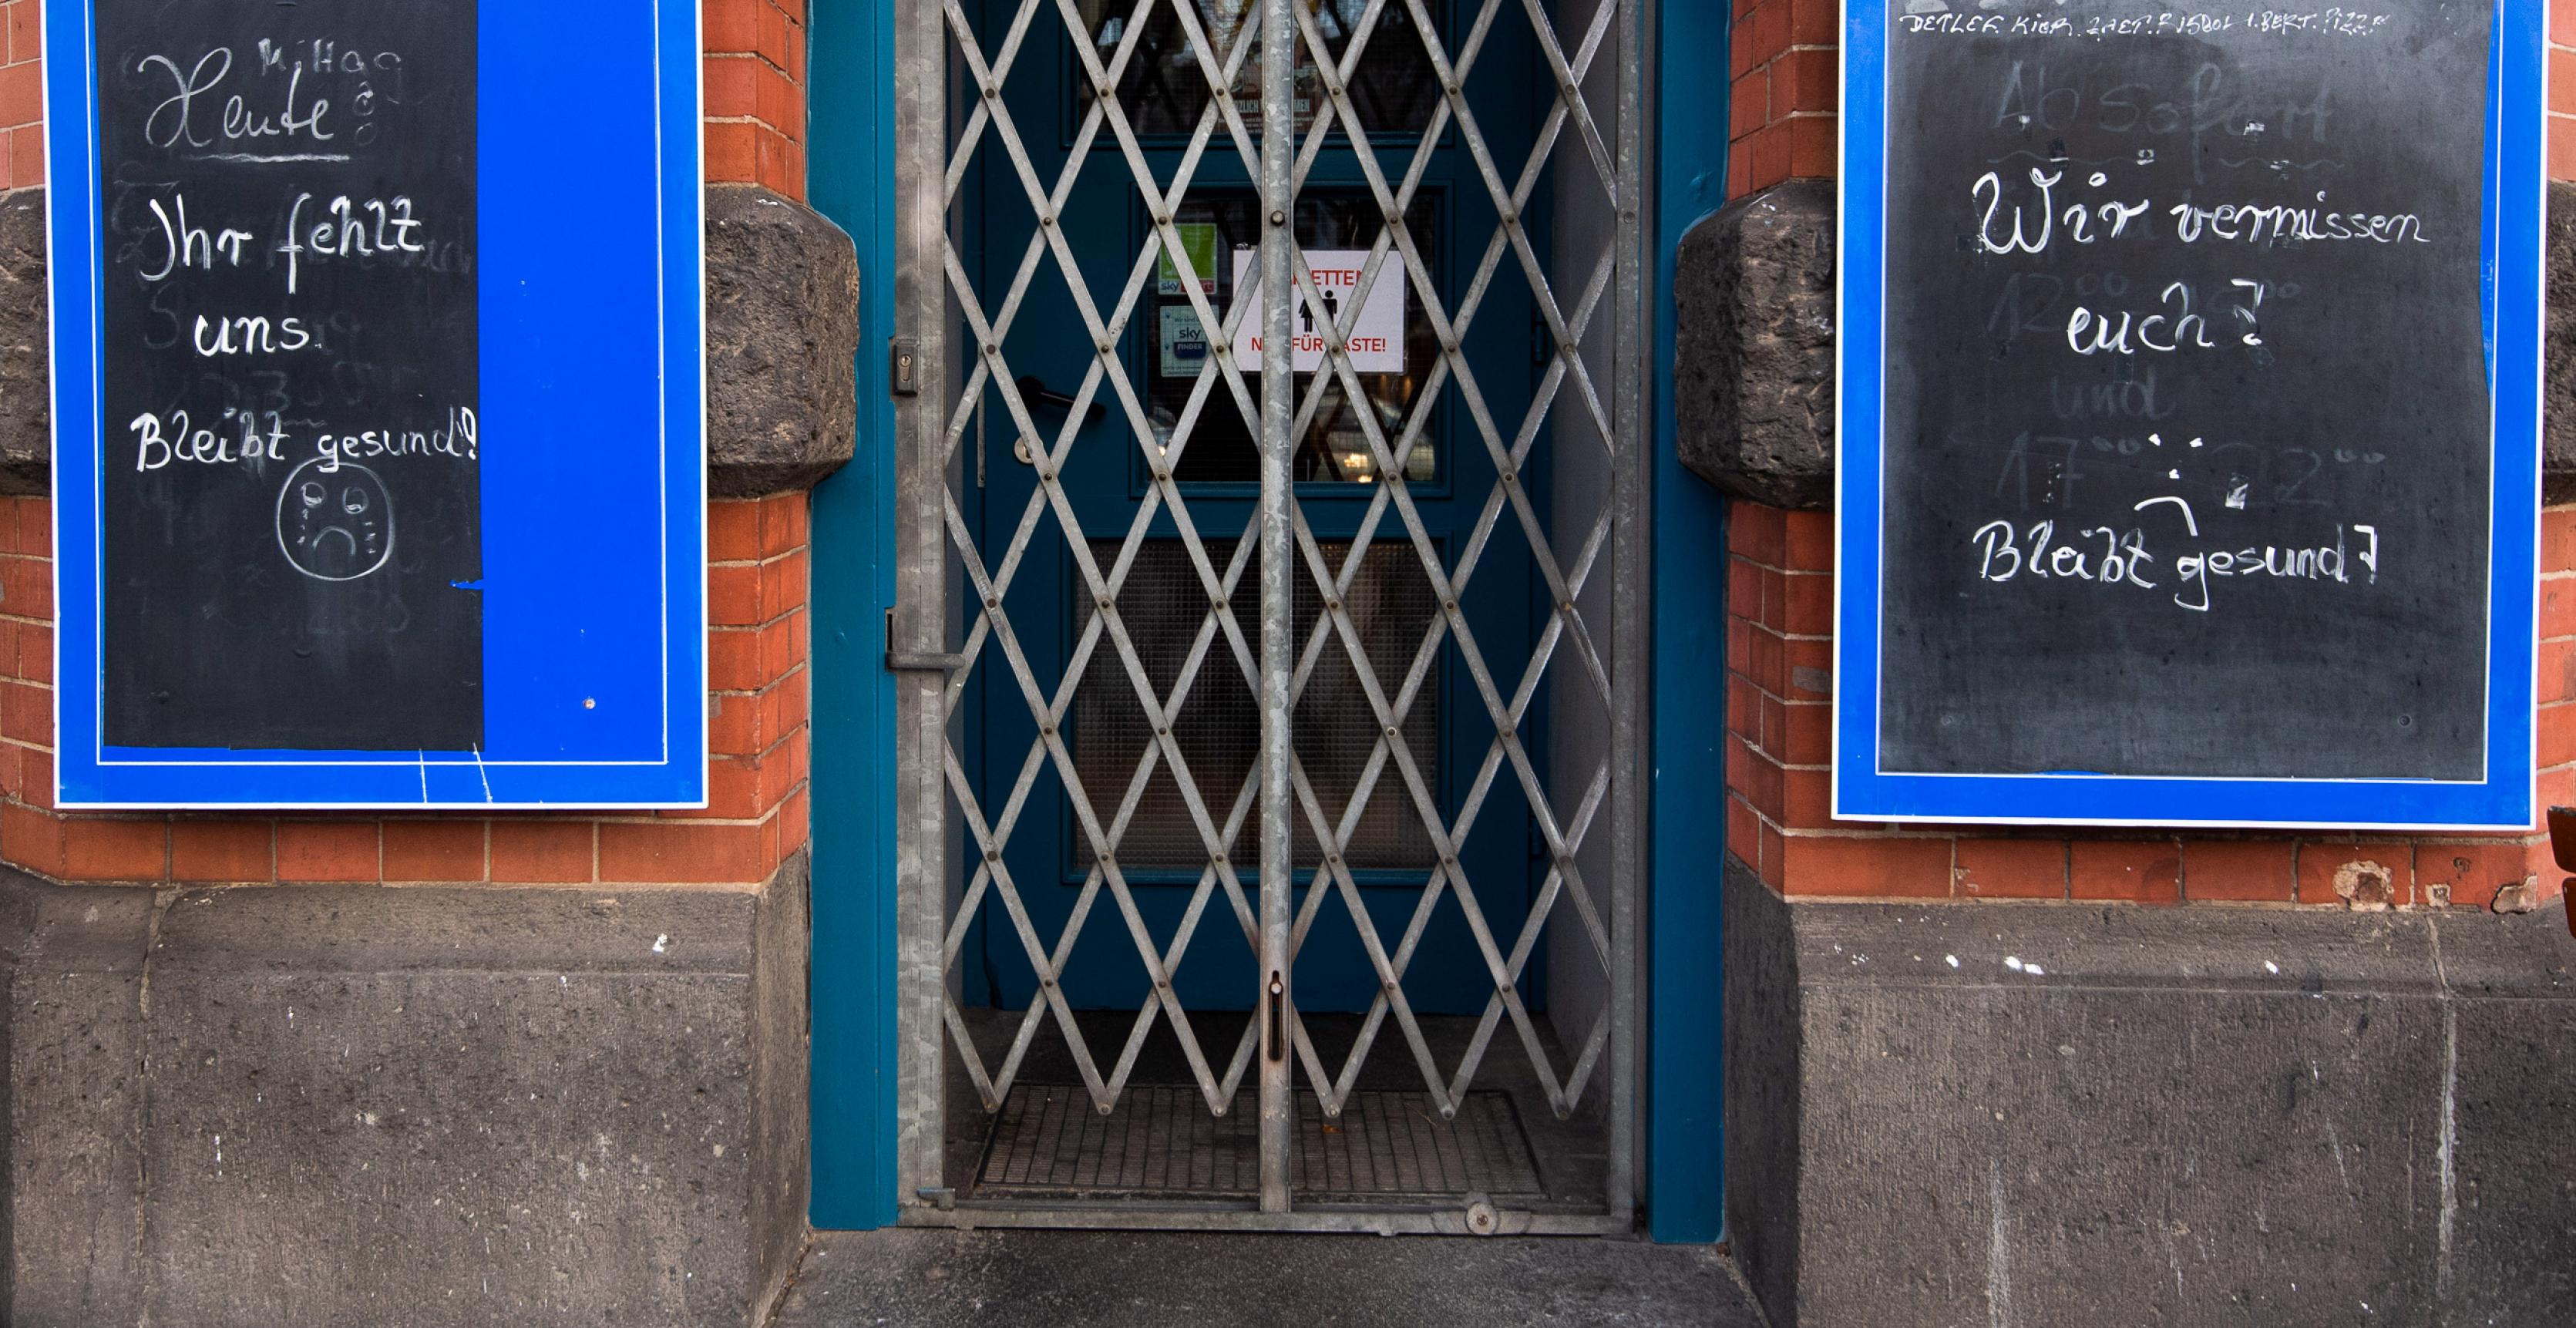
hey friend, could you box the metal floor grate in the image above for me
[972,1084,1543,1203]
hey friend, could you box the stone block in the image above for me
[1725,861,2576,1328]
[1674,180,1836,510]
[0,190,45,496]
[707,186,861,497]
[2,861,811,1328]
[1680,178,2576,508]
[0,186,863,502]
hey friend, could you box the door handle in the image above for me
[1014,375,1108,429]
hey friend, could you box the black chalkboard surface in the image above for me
[1876,0,2494,780]
[93,3,479,751]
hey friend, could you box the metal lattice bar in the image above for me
[894,0,1647,1225]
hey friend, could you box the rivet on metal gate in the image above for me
[985,849,999,862]
[1041,213,1055,227]
[1212,852,1227,864]
[1382,978,1397,993]
[1042,975,1056,987]
[1443,79,1460,96]
[1100,851,1112,864]
[1097,341,1111,355]
[986,595,1000,609]
[1502,471,1517,485]
[1562,600,1577,614]
[1098,1101,1115,1116]
[1153,470,1169,482]
[1041,724,1057,737]
[1154,212,1169,226]
[1270,209,1287,226]
[1156,726,1169,738]
[1037,469,1054,482]
[1098,596,1114,612]
[984,343,999,358]
[1500,207,1518,225]
[1443,600,1458,613]
[1501,725,1515,739]
[984,82,997,99]
[1325,598,1340,613]
[1384,726,1399,739]
[1465,1198,1499,1236]
[1212,1102,1228,1118]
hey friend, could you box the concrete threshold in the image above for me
[770,1230,1757,1328]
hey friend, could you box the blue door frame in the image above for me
[805,0,1730,1238]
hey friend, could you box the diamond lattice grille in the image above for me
[916,0,1640,1212]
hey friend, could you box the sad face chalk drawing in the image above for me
[275,456,393,581]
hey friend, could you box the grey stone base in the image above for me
[774,1229,1750,1328]
[1724,859,2576,1328]
[2,861,812,1328]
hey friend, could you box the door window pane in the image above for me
[1145,191,1441,486]
[1074,539,1438,874]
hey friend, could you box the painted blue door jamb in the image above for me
[1647,0,1731,1245]
[804,0,900,1230]
[802,0,1735,1232]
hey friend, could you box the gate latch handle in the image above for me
[1264,972,1286,1064]
[884,608,968,674]
[886,651,970,673]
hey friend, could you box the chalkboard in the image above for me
[1836,0,2544,827]
[93,5,480,751]
[48,1,707,808]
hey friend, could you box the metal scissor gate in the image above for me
[886,0,1648,1233]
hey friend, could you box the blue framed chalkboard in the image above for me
[45,0,706,808]
[1836,0,2543,829]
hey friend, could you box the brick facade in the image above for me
[705,0,809,200]
[0,2,818,892]
[1725,11,2576,909]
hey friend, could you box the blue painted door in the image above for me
[958,2,1546,1017]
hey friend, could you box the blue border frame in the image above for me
[1834,0,2545,830]
[43,0,708,809]
[805,0,901,1229]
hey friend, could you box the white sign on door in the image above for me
[1229,248,1407,374]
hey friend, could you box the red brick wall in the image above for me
[1726,0,1835,197]
[706,0,809,200]
[0,3,818,890]
[1723,10,2574,909]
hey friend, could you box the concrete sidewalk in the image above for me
[769,1229,1760,1328]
